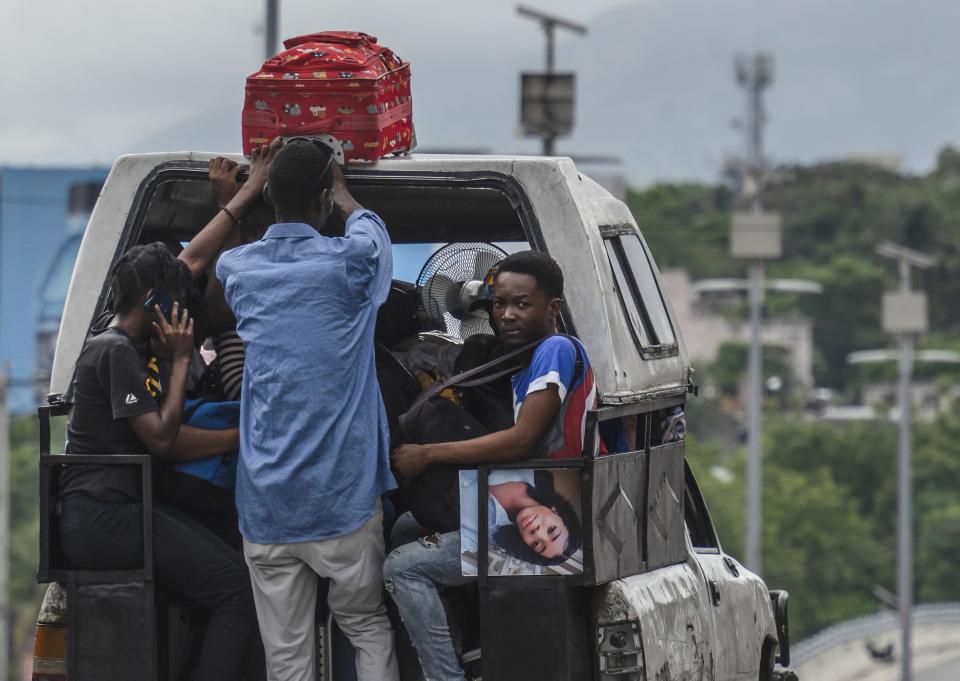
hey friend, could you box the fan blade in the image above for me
[422,273,458,318]
[472,249,503,281]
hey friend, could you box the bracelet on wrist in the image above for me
[220,205,242,225]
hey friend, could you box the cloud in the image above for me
[0,0,624,162]
[561,0,960,183]
[3,0,959,186]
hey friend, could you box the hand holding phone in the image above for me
[144,289,174,323]
[151,301,194,361]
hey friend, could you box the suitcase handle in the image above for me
[283,31,377,49]
[379,47,403,67]
[265,50,369,70]
[272,32,402,71]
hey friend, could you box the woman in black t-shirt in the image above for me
[58,245,261,681]
[59,142,280,681]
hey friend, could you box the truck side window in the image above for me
[602,232,676,352]
[684,463,720,551]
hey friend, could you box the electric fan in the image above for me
[416,242,508,339]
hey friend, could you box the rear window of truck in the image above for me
[602,229,676,355]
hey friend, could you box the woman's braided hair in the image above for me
[108,242,193,314]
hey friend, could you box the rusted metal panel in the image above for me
[599,560,716,681]
[481,581,591,681]
[36,582,68,625]
[70,579,156,681]
[646,442,686,571]
[588,449,646,584]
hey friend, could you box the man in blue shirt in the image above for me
[217,140,398,681]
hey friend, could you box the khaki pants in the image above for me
[244,506,399,681]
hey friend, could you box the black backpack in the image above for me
[375,342,422,443]
[395,398,491,532]
[395,338,549,533]
[455,334,516,432]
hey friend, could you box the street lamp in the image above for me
[848,349,960,366]
[693,264,821,577]
[516,5,587,156]
[846,242,939,681]
[728,52,776,576]
[730,210,785,576]
[264,0,279,59]
[691,278,823,297]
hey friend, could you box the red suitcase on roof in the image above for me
[242,31,414,162]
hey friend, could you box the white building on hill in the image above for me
[659,268,815,390]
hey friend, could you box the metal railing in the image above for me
[791,602,960,667]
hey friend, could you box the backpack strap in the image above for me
[403,338,539,415]
[404,333,585,416]
[557,333,585,387]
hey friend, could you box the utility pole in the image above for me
[265,0,280,59]
[874,241,935,681]
[0,366,9,681]
[732,52,775,575]
[516,5,586,156]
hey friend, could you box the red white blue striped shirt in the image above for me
[511,334,601,459]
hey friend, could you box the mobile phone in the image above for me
[144,289,174,323]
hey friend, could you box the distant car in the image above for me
[31,150,795,681]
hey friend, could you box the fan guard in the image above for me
[416,242,508,339]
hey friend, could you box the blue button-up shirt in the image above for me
[216,210,397,543]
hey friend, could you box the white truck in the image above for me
[31,151,795,681]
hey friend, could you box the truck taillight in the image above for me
[598,620,645,679]
[32,622,67,681]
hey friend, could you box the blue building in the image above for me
[0,166,109,412]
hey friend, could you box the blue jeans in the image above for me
[383,522,474,681]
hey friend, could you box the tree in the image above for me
[629,159,960,387]
[703,342,792,400]
[7,412,62,678]
[687,423,890,640]
[689,407,960,641]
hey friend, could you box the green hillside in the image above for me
[630,150,960,640]
[628,148,960,390]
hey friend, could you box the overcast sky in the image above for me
[2,0,958,186]
[0,0,625,162]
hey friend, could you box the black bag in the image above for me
[396,340,538,532]
[375,342,422,443]
[455,334,516,432]
[397,335,587,531]
[375,280,420,347]
[396,398,490,532]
